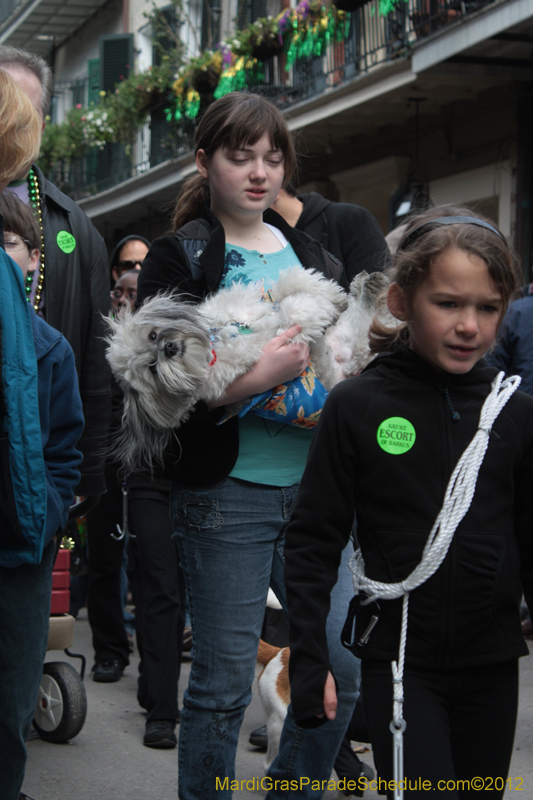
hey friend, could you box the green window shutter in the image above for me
[88,58,100,104]
[152,5,179,66]
[99,34,134,94]
[71,81,84,107]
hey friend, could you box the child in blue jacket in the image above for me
[0,73,84,800]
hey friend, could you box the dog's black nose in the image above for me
[164,341,179,358]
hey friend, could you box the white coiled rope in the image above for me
[348,372,521,800]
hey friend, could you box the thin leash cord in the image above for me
[348,371,521,800]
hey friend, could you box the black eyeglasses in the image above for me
[116,259,144,273]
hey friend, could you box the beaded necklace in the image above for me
[27,168,44,311]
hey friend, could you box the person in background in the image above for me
[128,468,187,749]
[268,184,387,792]
[271,184,388,282]
[111,268,139,313]
[108,265,187,744]
[0,72,84,800]
[109,234,150,288]
[486,284,533,639]
[85,249,146,682]
[0,44,111,504]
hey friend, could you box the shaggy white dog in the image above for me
[106,267,392,471]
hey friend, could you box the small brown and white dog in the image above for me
[256,638,291,772]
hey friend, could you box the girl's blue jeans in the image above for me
[171,477,359,800]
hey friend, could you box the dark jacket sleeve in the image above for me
[284,382,358,727]
[75,232,112,496]
[487,306,516,377]
[137,234,205,302]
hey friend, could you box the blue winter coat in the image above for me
[487,295,533,397]
[0,247,84,568]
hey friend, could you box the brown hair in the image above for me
[172,93,296,231]
[0,191,40,250]
[369,204,519,354]
[0,70,41,183]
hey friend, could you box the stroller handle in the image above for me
[68,495,101,521]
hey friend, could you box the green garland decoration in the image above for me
[377,0,409,15]
[213,57,264,101]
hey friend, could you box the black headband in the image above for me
[398,216,506,251]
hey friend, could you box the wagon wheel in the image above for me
[33,661,87,743]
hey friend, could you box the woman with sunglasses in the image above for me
[109,235,150,288]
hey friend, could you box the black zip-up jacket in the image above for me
[284,347,533,728]
[35,166,111,496]
[296,192,389,282]
[137,205,347,486]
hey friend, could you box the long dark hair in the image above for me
[172,93,296,231]
[369,204,519,354]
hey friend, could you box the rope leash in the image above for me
[349,371,521,799]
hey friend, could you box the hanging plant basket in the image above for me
[192,64,222,94]
[253,38,284,60]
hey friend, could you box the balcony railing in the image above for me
[50,0,495,201]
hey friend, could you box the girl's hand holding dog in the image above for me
[209,324,310,407]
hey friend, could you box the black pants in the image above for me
[86,464,129,667]
[334,692,371,789]
[129,494,186,722]
[362,659,518,799]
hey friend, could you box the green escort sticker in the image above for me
[377,416,416,455]
[57,231,76,253]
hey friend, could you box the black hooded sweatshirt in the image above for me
[283,347,533,728]
[296,192,389,282]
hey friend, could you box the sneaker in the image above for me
[249,724,267,749]
[92,656,125,683]
[19,794,36,800]
[143,720,177,749]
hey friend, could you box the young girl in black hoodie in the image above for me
[283,205,533,798]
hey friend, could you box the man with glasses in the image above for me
[0,44,111,507]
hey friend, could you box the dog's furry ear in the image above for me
[109,388,173,475]
[348,271,368,302]
[360,272,390,310]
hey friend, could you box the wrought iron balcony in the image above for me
[47,0,499,201]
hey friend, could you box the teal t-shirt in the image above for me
[220,239,314,487]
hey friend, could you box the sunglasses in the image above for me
[116,259,144,273]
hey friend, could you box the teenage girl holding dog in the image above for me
[137,92,361,799]
[283,205,533,798]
